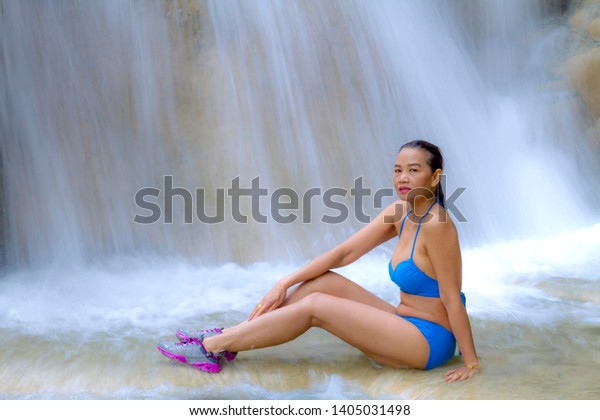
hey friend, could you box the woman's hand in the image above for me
[248,281,288,321]
[445,364,480,383]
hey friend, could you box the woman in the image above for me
[158,140,480,383]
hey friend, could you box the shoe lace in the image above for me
[199,327,223,334]
[176,341,220,360]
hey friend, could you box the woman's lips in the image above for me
[398,187,411,193]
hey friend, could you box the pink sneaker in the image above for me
[157,340,222,373]
[176,327,237,362]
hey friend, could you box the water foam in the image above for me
[1,224,598,337]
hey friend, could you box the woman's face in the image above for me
[393,147,440,201]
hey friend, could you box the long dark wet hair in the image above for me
[398,140,445,206]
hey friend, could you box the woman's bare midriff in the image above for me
[395,293,452,331]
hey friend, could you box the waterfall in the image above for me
[1,0,598,270]
[1,0,600,400]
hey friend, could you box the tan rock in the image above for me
[565,48,600,118]
[569,8,589,31]
[588,18,600,38]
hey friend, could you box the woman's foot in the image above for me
[157,340,222,373]
[176,327,238,361]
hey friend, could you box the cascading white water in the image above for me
[0,0,599,399]
[1,0,598,269]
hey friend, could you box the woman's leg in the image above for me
[284,271,396,311]
[203,292,429,369]
[221,271,396,335]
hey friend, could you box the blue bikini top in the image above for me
[389,199,464,302]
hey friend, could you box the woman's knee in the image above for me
[285,271,344,303]
[297,292,329,327]
[298,291,327,309]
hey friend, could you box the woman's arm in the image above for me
[249,201,402,319]
[425,219,480,381]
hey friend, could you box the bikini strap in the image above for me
[398,210,412,238]
[410,199,439,258]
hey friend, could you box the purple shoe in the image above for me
[157,340,222,373]
[176,327,237,362]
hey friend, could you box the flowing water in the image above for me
[1,0,599,399]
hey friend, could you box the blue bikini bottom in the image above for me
[397,315,457,370]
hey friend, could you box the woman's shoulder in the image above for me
[421,205,461,260]
[422,204,458,238]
